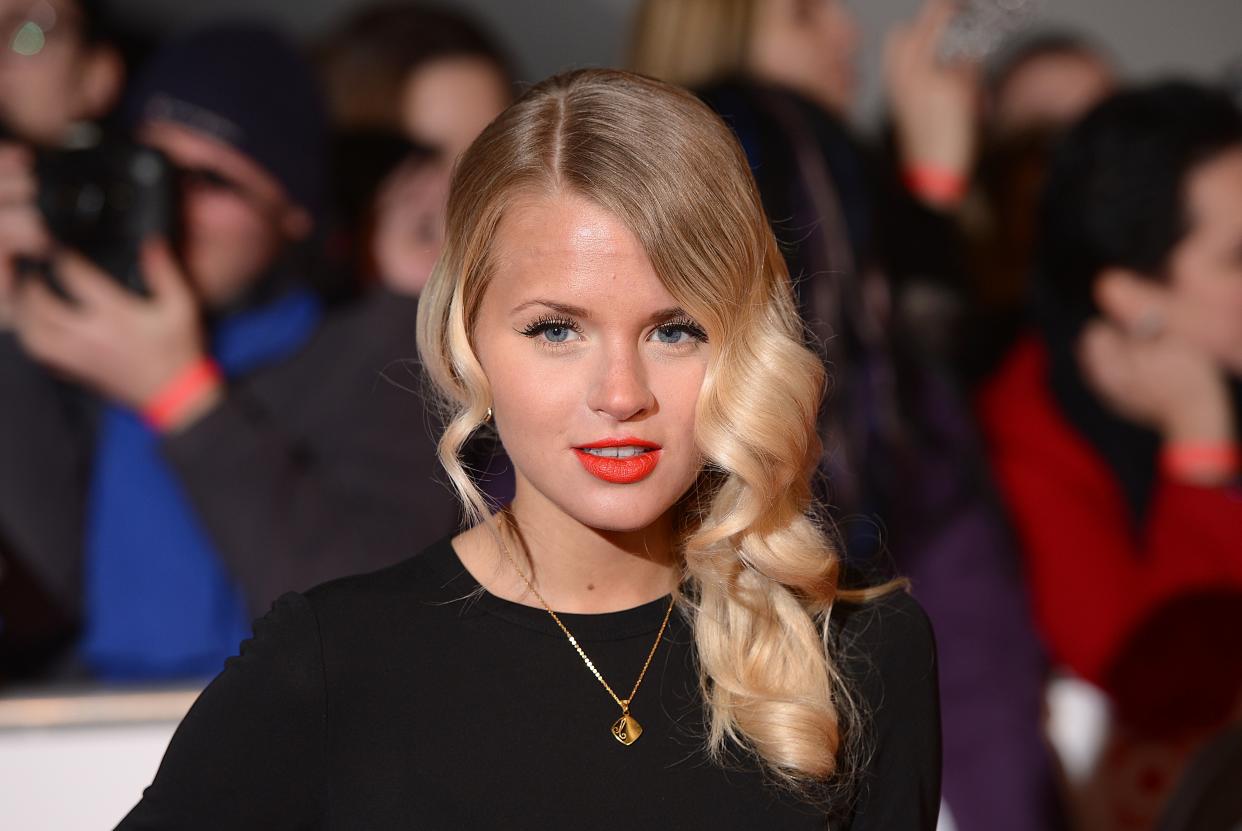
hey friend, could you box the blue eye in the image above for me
[654,326,688,344]
[651,317,708,346]
[519,316,582,345]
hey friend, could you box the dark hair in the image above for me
[1036,80,1242,316]
[73,0,113,45]
[986,29,1115,104]
[317,4,514,131]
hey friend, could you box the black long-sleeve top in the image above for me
[117,535,941,830]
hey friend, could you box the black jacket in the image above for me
[0,288,460,668]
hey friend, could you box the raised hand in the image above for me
[884,0,981,207]
[1078,269,1234,447]
[11,239,219,427]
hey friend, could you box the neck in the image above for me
[454,484,681,615]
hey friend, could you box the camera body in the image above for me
[34,138,178,295]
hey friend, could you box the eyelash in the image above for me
[516,315,709,347]
[518,315,582,342]
[655,316,709,344]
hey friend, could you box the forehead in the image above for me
[1186,146,1242,228]
[486,191,675,313]
[0,0,76,19]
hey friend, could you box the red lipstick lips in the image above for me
[573,437,662,484]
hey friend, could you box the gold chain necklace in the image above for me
[495,531,675,746]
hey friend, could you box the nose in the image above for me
[587,342,656,422]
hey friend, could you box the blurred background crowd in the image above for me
[0,1,1240,829]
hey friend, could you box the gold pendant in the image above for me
[611,712,642,745]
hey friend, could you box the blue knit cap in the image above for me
[125,23,328,227]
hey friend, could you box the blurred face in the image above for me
[370,158,451,297]
[748,0,859,116]
[1167,147,1242,374]
[472,191,710,533]
[0,0,119,144]
[139,120,311,309]
[400,56,509,162]
[993,51,1114,136]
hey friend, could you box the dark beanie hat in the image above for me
[125,24,328,226]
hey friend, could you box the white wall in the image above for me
[0,722,179,830]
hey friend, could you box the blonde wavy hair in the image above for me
[629,0,757,88]
[416,68,885,795]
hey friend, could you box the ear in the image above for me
[75,45,125,121]
[1093,266,1140,306]
[280,205,314,241]
[1093,266,1170,332]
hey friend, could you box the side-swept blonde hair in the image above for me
[417,68,877,794]
[629,0,756,88]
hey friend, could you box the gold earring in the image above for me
[484,406,493,422]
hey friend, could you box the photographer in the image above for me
[0,24,457,681]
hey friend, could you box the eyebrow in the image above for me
[510,299,691,325]
[510,299,590,318]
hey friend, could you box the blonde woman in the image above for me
[117,69,939,830]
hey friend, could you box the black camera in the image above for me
[33,138,178,296]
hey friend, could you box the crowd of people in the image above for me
[0,0,1238,829]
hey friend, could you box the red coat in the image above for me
[976,336,1242,733]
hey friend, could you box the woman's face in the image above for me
[1167,146,1242,374]
[400,56,509,163]
[472,191,710,533]
[0,0,118,145]
[371,158,451,297]
[992,51,1115,136]
[748,0,860,116]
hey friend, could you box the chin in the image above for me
[563,506,667,535]
[550,477,694,535]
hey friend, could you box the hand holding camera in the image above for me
[0,143,51,329]
[11,240,215,419]
[0,139,217,427]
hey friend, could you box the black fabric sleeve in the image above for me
[157,360,459,619]
[115,592,327,830]
[0,333,88,616]
[869,127,971,300]
[842,590,943,830]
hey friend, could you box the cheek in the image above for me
[1175,273,1242,365]
[186,194,265,240]
[485,349,578,456]
[184,196,280,265]
[9,60,72,117]
[652,359,707,448]
[371,222,440,295]
[181,196,281,300]
[1208,287,1242,361]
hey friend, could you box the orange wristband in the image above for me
[903,164,968,207]
[141,357,223,431]
[1159,442,1241,482]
